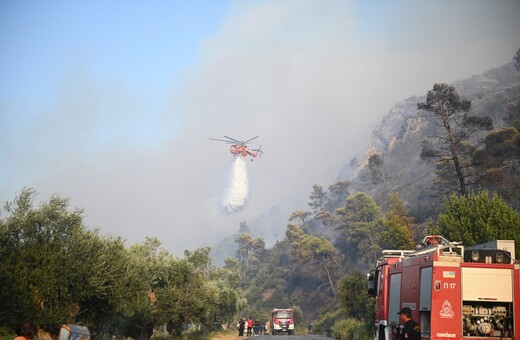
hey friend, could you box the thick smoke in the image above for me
[223,157,249,212]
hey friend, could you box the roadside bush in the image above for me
[331,318,372,340]
[313,309,344,337]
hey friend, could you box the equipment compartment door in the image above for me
[388,273,401,325]
[462,267,513,302]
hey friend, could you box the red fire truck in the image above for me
[367,236,519,340]
[271,308,295,335]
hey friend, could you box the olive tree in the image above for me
[0,188,130,332]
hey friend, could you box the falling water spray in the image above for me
[223,157,249,212]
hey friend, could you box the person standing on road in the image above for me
[247,317,253,336]
[238,318,246,337]
[306,322,313,334]
[397,307,420,340]
[265,319,271,335]
[253,320,261,336]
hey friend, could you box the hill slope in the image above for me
[212,61,520,264]
[349,61,520,220]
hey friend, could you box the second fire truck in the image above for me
[367,236,519,340]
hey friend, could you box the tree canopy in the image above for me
[380,193,415,250]
[0,188,239,338]
[418,83,493,196]
[436,190,520,255]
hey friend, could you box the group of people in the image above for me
[14,309,420,340]
[237,317,271,337]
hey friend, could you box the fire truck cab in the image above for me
[271,308,295,335]
[367,236,519,340]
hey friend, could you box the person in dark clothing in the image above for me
[238,318,246,337]
[306,322,313,334]
[397,307,421,340]
[253,320,263,336]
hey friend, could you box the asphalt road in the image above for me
[241,335,333,340]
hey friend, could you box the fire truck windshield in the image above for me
[274,311,292,318]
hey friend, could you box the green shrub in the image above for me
[0,325,15,339]
[331,318,371,340]
[313,309,344,337]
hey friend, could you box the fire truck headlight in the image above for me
[471,250,480,262]
[495,252,503,263]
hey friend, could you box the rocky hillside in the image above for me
[349,61,520,221]
[212,61,520,264]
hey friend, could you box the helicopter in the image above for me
[209,135,263,160]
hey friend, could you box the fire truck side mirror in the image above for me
[367,271,376,296]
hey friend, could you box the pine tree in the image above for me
[418,83,493,196]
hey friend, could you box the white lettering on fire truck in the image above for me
[443,282,456,289]
[436,332,456,338]
[439,299,454,318]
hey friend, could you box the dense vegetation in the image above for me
[0,188,239,339]
[219,51,520,338]
[1,50,519,339]
[3,187,517,339]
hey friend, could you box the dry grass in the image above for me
[197,330,241,340]
[207,333,239,340]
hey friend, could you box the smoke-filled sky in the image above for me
[1,0,519,255]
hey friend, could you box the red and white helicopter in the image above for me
[209,135,263,160]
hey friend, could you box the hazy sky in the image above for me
[2,0,519,255]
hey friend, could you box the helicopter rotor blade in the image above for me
[244,136,259,144]
[212,135,260,145]
[223,135,241,143]
[209,138,234,143]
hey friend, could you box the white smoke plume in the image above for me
[223,157,249,212]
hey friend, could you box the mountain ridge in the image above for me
[212,60,520,264]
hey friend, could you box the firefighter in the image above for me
[397,307,420,340]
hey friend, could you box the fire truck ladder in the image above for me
[380,236,464,262]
